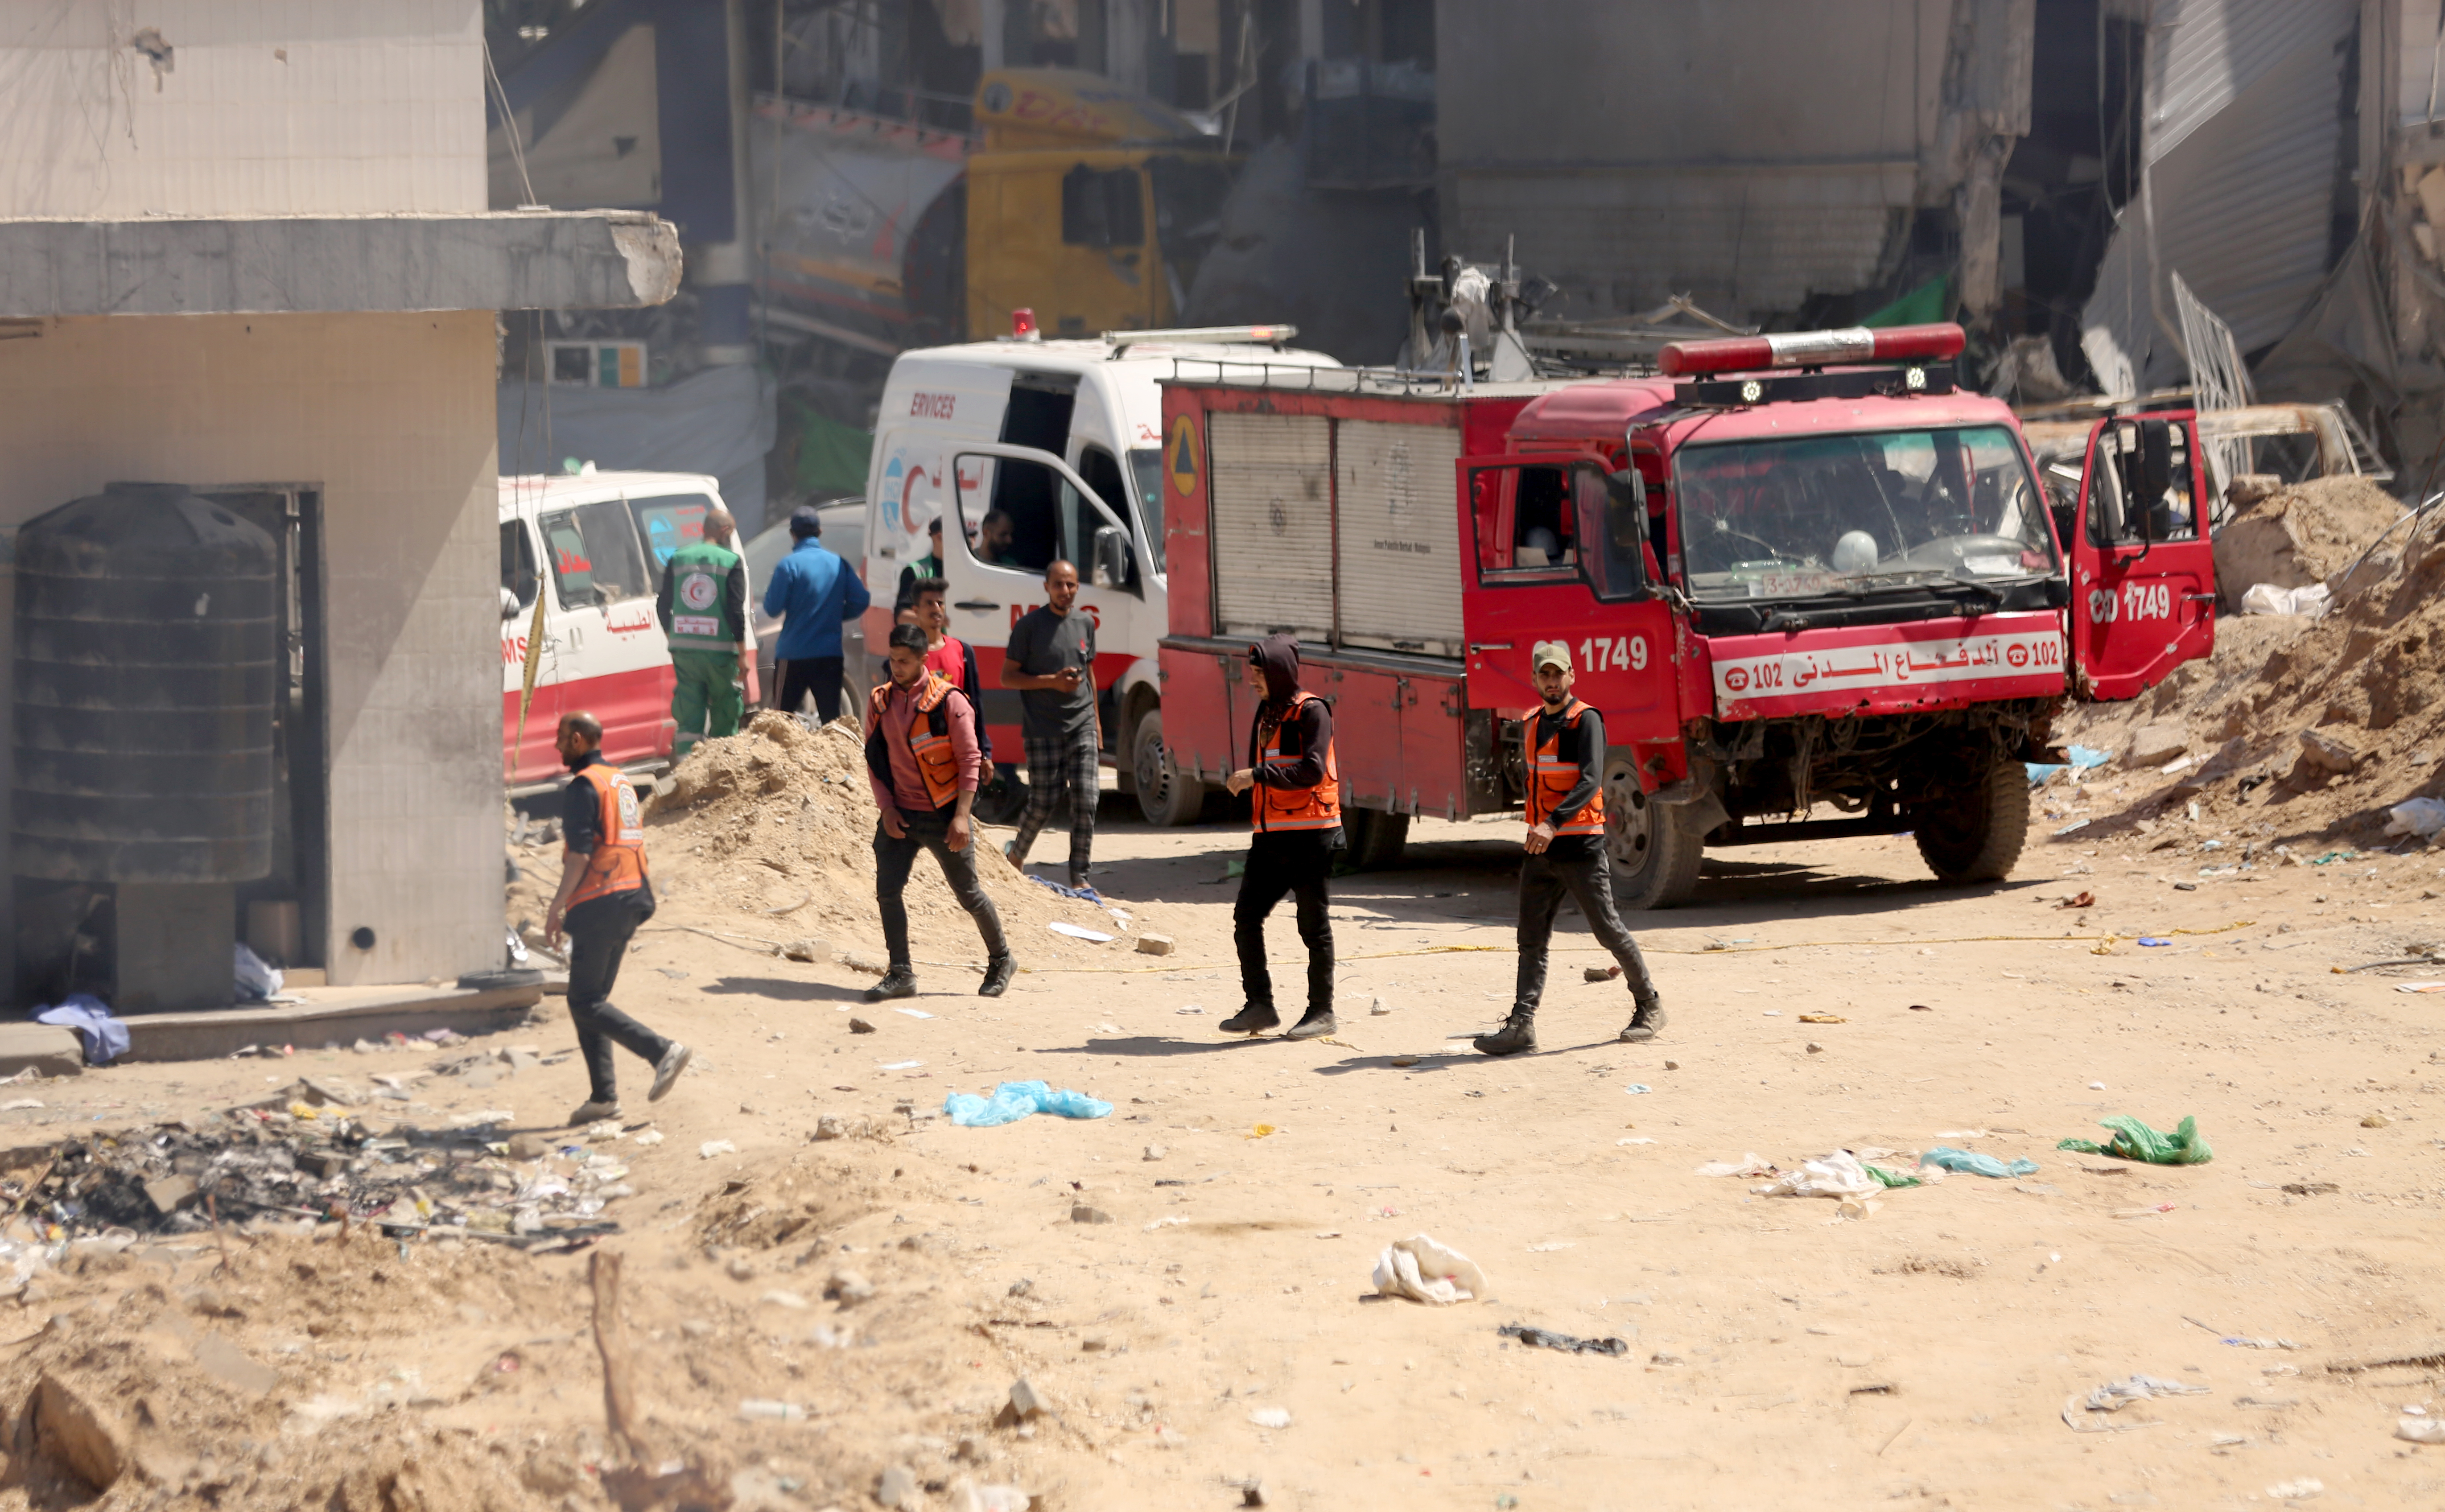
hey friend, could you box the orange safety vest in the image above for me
[1525,699,1607,836]
[1251,691,1342,833]
[866,671,965,811]
[568,761,650,907]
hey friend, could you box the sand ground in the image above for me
[9,792,2445,1512]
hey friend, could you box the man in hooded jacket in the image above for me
[1218,635,1342,1039]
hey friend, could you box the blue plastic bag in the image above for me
[1919,1145,2038,1178]
[2066,745,2111,769]
[942,1079,1113,1128]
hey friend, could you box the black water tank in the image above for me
[14,483,278,882]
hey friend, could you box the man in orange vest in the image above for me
[1219,635,1341,1040]
[862,623,1017,1001]
[1475,641,1664,1056]
[543,711,693,1123]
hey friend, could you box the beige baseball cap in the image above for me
[1530,639,1572,672]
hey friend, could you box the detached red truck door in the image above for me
[2068,412,2217,700]
[1455,455,1678,750]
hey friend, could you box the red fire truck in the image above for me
[1154,324,2216,906]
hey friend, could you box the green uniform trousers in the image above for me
[671,648,744,755]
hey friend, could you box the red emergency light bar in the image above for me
[1658,322,1965,377]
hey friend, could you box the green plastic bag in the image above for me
[2057,1115,2213,1165]
[1863,1163,1923,1188]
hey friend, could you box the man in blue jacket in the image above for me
[763,505,871,723]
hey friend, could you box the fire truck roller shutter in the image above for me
[1208,414,1333,644]
[1334,421,1465,657]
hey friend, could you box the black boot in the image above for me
[1283,1007,1336,1040]
[863,967,918,1003]
[1618,995,1666,1042]
[1473,1007,1537,1057]
[978,954,1017,997]
[1219,1002,1280,1035]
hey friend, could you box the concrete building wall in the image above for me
[0,311,501,988]
[0,0,484,217]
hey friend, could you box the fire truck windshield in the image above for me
[1673,424,2056,603]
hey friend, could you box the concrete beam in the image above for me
[0,210,681,317]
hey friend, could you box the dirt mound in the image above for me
[2061,506,2445,844]
[2211,473,2408,608]
[635,711,1154,968]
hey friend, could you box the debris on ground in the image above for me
[1918,1146,2041,1178]
[2057,1115,2214,1165]
[2061,1373,2211,1432]
[941,1081,1113,1128]
[1499,1323,1632,1356]
[1372,1233,1486,1304]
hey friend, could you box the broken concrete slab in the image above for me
[0,1024,84,1079]
[117,981,541,1063]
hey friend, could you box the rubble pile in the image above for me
[2059,496,2445,843]
[13,1082,639,1253]
[2212,474,2408,607]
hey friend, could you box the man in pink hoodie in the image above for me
[860,623,1017,1001]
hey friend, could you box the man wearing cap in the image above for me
[656,507,753,758]
[763,503,870,723]
[1475,640,1666,1056]
[1217,634,1342,1039]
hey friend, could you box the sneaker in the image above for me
[1282,1009,1336,1040]
[1472,1009,1538,1058]
[979,954,1018,997]
[863,967,918,1003]
[1218,1003,1280,1035]
[648,1042,692,1102]
[1618,998,1667,1043]
[567,1098,621,1126]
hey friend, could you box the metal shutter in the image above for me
[1208,413,1334,643]
[1333,419,1463,656]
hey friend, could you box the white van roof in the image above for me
[895,336,1340,374]
[498,470,723,517]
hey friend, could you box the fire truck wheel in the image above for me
[1913,753,2030,883]
[1132,708,1207,827]
[1345,809,1410,870]
[1606,762,1703,909]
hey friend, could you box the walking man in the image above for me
[1474,641,1666,1056]
[656,507,752,758]
[1219,635,1341,1039]
[763,504,870,722]
[1002,560,1099,890]
[862,624,1018,1001]
[911,576,993,766]
[543,711,692,1122]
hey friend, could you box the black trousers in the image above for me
[1234,829,1336,1015]
[773,655,845,723]
[1515,839,1659,1011]
[564,891,673,1104]
[874,807,1010,968]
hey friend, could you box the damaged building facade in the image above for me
[0,2,678,1006]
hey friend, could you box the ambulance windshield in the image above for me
[1674,424,2055,603]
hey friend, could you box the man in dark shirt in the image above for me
[544,711,692,1121]
[1001,560,1100,890]
[1218,635,1342,1039]
[1475,641,1666,1056]
[893,517,946,613]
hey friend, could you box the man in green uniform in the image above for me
[656,507,751,757]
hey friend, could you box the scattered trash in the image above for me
[1371,1233,1487,1305]
[895,1007,934,1019]
[1623,1084,1651,1095]
[2053,819,2092,836]
[2058,891,2096,909]
[1919,1146,2040,1179]
[941,1081,1113,1128]
[2385,798,2445,840]
[1246,1123,1276,1138]
[2138,937,2172,947]
[234,942,284,1001]
[1176,1004,1204,1014]
[1047,921,1116,943]
[1799,1013,1846,1024]
[1525,1241,1574,1252]
[2240,582,2333,618]
[2112,1203,2179,1218]
[2061,1374,2209,1432]
[1909,1004,1934,1012]
[1753,1150,1882,1199]
[2396,982,2445,993]
[2057,1115,2214,1165]
[2264,1479,2324,1500]
[1616,1136,1656,1146]
[878,1059,923,1070]
[1247,1407,1291,1429]
[737,1399,805,1421]
[699,1140,737,1159]
[2088,1080,2107,1090]
[1695,1154,1776,1178]
[0,1100,40,1112]
[1498,1323,1631,1357]
[2398,1417,2445,1445]
[632,1129,664,1147]
[1584,964,1623,982]
[2066,745,2111,769]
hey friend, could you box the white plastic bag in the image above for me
[2384,797,2445,840]
[2239,582,2331,618]
[1371,1233,1487,1305]
[1752,1149,1880,1199]
[234,942,283,1001]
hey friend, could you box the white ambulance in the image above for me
[861,321,1337,824]
[498,468,731,791]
